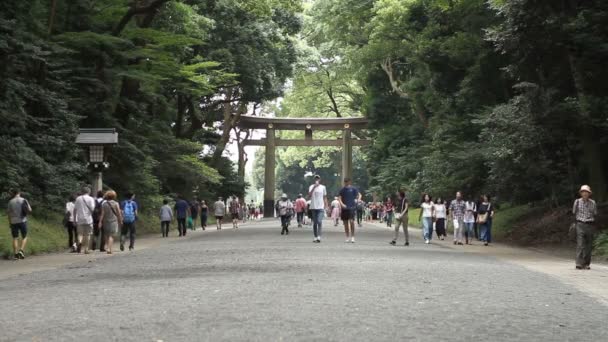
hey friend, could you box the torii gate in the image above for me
[238,116,370,218]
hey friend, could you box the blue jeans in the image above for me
[464,222,475,240]
[311,209,324,238]
[480,219,492,243]
[422,217,433,241]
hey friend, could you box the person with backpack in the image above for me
[64,194,77,252]
[91,191,106,252]
[74,187,96,254]
[7,189,32,259]
[174,194,190,237]
[277,194,293,235]
[214,197,226,230]
[98,190,122,254]
[120,192,138,251]
[159,199,173,237]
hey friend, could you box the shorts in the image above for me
[230,213,239,220]
[10,222,27,239]
[341,208,356,221]
[216,216,223,221]
[77,223,93,235]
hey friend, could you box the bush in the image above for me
[594,232,608,257]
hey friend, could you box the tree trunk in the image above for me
[48,0,58,35]
[568,53,607,201]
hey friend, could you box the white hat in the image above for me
[579,185,592,194]
[281,193,288,198]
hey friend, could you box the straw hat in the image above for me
[579,185,592,194]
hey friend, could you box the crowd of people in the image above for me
[5,182,599,270]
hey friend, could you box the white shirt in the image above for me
[434,204,446,219]
[421,202,434,218]
[309,183,327,210]
[66,202,75,222]
[464,201,477,223]
[74,194,96,225]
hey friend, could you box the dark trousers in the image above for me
[92,221,105,250]
[281,215,290,234]
[161,221,170,237]
[177,218,187,236]
[66,222,77,248]
[201,214,208,228]
[576,222,595,267]
[356,210,363,225]
[480,219,492,243]
[121,222,136,248]
[296,212,304,225]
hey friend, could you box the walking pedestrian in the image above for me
[277,194,293,235]
[385,197,394,227]
[64,195,77,252]
[338,178,361,243]
[74,187,96,254]
[120,192,138,251]
[389,191,409,246]
[449,192,467,245]
[464,198,477,245]
[98,190,122,254]
[91,191,105,252]
[294,194,307,228]
[418,194,435,244]
[214,197,226,230]
[330,196,341,227]
[356,199,365,227]
[7,189,31,259]
[229,196,240,229]
[190,198,200,230]
[174,194,190,237]
[434,198,447,240]
[478,195,494,246]
[573,185,597,270]
[308,175,328,243]
[159,199,173,237]
[200,200,208,230]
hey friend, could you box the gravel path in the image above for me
[1,219,606,342]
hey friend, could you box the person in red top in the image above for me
[385,197,394,227]
[294,194,307,228]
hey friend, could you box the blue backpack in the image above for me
[123,200,136,223]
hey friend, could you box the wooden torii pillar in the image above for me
[238,116,370,218]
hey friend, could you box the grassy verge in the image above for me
[491,204,536,240]
[1,212,165,258]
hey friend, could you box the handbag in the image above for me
[477,203,490,224]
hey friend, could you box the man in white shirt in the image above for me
[73,186,96,254]
[214,197,226,230]
[308,175,328,243]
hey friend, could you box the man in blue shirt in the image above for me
[339,178,361,243]
[174,194,190,237]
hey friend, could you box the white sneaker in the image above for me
[351,237,356,243]
[345,238,351,243]
[425,239,430,244]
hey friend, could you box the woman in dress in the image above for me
[434,198,447,240]
[418,194,435,244]
[478,195,494,246]
[331,196,341,226]
[98,190,122,254]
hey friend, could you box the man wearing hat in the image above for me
[573,185,598,270]
[277,194,293,235]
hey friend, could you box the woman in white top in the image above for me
[464,199,477,244]
[434,198,447,240]
[65,195,77,252]
[418,194,435,244]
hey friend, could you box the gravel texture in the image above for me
[1,219,606,342]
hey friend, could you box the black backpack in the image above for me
[92,199,102,221]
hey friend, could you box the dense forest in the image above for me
[2,0,608,220]
[252,0,608,211]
